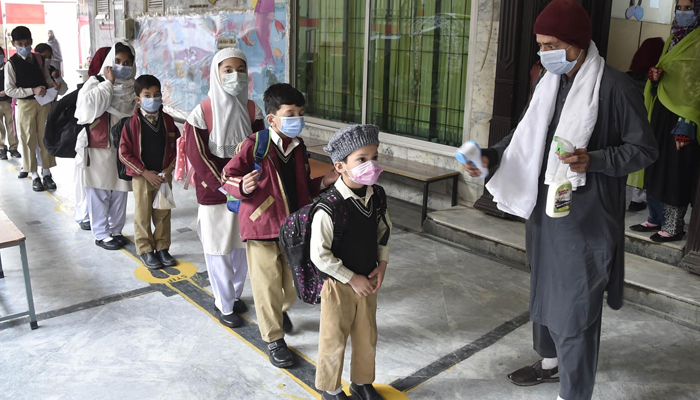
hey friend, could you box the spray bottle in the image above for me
[545,137,574,218]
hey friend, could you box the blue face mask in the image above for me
[140,97,162,113]
[538,46,582,76]
[112,64,133,80]
[16,46,32,58]
[675,10,697,27]
[275,116,306,138]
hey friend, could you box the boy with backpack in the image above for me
[311,124,392,400]
[119,74,180,269]
[4,26,60,191]
[0,46,20,161]
[221,83,338,368]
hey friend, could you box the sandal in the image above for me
[507,360,559,387]
[650,231,685,243]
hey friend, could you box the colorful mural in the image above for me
[135,0,287,118]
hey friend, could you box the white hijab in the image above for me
[187,47,252,158]
[101,39,137,119]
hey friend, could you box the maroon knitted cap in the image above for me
[534,0,592,50]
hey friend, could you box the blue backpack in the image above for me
[227,130,271,213]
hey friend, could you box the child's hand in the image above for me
[368,262,387,293]
[349,274,374,297]
[322,168,340,187]
[242,170,260,194]
[0,91,6,97]
[52,81,61,90]
[33,86,46,97]
[142,170,163,187]
[104,66,115,83]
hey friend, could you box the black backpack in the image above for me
[279,185,389,304]
[44,76,104,158]
[110,116,132,181]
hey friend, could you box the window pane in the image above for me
[367,0,471,147]
[296,0,365,123]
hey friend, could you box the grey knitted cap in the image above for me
[323,124,380,162]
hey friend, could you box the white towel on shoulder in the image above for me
[486,41,605,219]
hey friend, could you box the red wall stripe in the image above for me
[6,4,46,25]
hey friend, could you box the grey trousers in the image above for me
[533,308,603,400]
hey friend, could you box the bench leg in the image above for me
[19,242,38,330]
[0,251,4,279]
[422,182,429,226]
[452,175,459,207]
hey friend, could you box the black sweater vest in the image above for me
[9,54,47,99]
[274,145,298,212]
[333,194,379,277]
[139,112,166,172]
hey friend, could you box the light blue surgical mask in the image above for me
[538,46,582,76]
[16,46,32,58]
[675,10,697,27]
[112,64,133,80]
[221,72,249,97]
[275,116,306,138]
[140,97,162,113]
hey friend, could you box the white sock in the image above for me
[355,383,365,386]
[326,387,343,395]
[542,357,558,370]
[42,168,51,177]
[31,172,39,179]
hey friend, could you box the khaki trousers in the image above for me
[315,278,378,391]
[133,176,172,255]
[16,99,54,172]
[246,240,297,342]
[0,101,17,150]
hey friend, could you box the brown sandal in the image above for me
[507,360,559,386]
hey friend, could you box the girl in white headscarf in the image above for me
[183,46,264,328]
[75,39,137,251]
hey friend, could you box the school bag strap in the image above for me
[225,129,271,213]
[313,186,348,251]
[200,98,257,133]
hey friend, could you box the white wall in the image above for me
[43,1,81,91]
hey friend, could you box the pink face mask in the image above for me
[347,160,383,186]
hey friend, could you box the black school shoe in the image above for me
[95,238,122,251]
[0,149,7,160]
[233,299,248,314]
[507,360,559,386]
[9,149,21,158]
[350,383,384,400]
[18,170,28,179]
[111,234,128,246]
[32,178,44,192]
[42,175,57,190]
[156,249,178,267]
[79,221,91,231]
[219,311,242,328]
[283,312,293,333]
[322,391,350,400]
[266,339,294,368]
[141,252,163,269]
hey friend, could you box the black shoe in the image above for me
[42,175,57,190]
[283,312,293,333]
[79,221,91,231]
[266,339,294,368]
[111,234,128,246]
[650,232,686,243]
[350,383,384,400]
[18,171,28,179]
[156,249,178,267]
[507,360,559,387]
[0,149,7,160]
[630,223,659,233]
[233,299,248,314]
[141,252,163,269]
[95,238,122,251]
[628,201,647,212]
[32,178,44,192]
[322,391,350,400]
[9,149,21,158]
[219,311,242,328]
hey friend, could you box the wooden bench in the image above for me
[0,209,39,330]
[302,137,460,225]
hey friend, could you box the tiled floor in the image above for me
[1,157,699,400]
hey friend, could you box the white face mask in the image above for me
[221,72,249,97]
